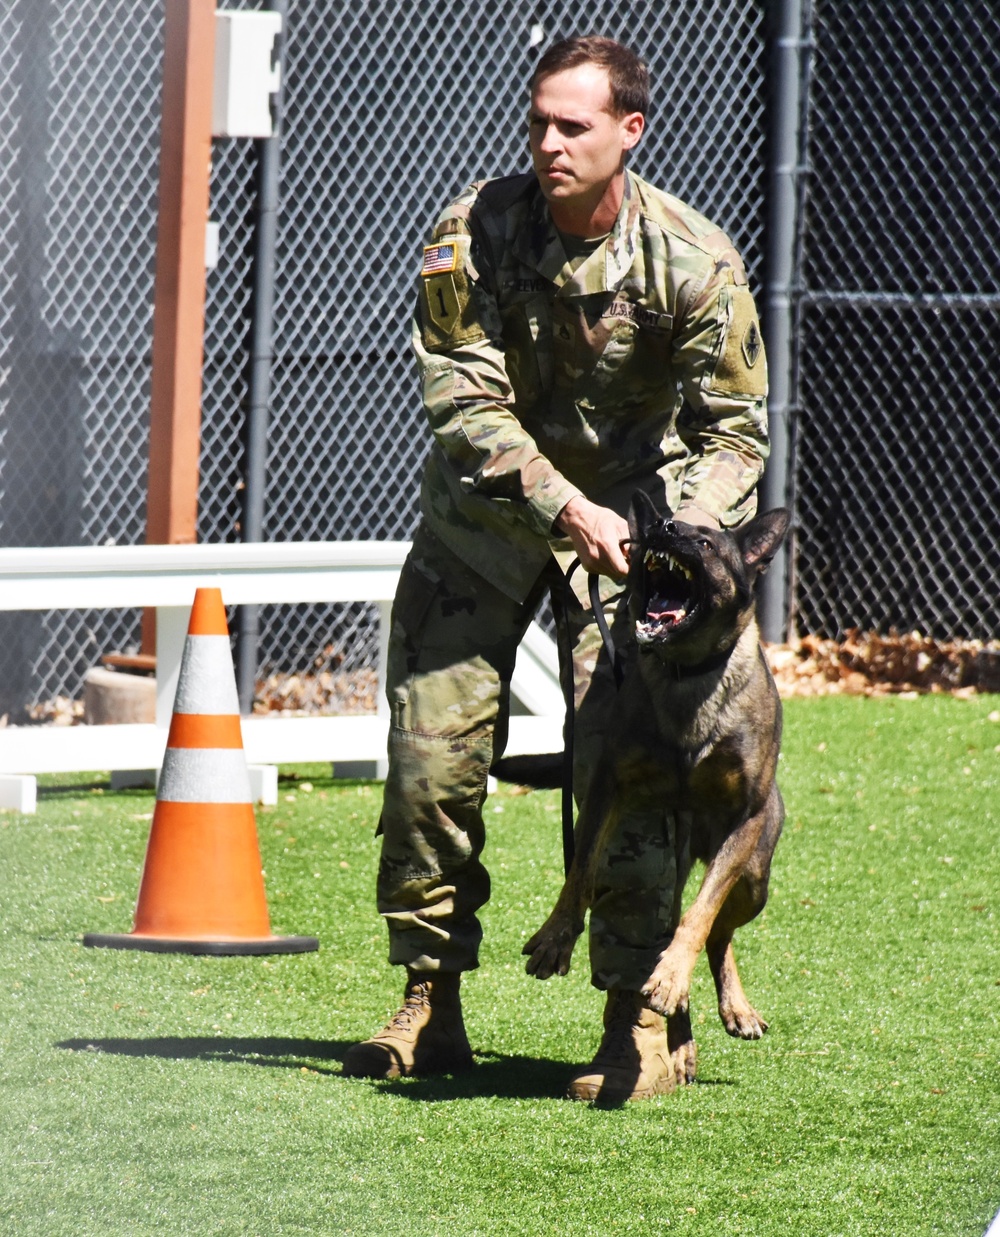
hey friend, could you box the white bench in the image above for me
[0,542,563,812]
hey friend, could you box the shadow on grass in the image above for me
[38,781,114,797]
[55,1036,735,1102]
[57,1035,349,1076]
[364,1059,736,1103]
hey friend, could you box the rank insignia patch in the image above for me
[421,242,459,276]
[742,319,763,368]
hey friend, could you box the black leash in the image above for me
[549,560,580,876]
[553,560,625,874]
[587,570,625,691]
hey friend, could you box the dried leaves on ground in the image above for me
[6,633,998,728]
[251,668,377,716]
[766,630,1000,698]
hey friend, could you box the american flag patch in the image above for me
[421,242,458,276]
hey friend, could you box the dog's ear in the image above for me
[737,508,790,574]
[628,490,663,543]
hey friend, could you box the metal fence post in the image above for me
[237,0,287,714]
[759,0,809,643]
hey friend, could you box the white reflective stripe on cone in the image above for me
[158,748,253,804]
[173,634,242,715]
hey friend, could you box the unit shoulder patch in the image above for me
[417,236,486,352]
[424,273,461,334]
[707,286,767,397]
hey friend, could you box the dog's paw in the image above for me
[522,916,582,980]
[719,998,769,1040]
[641,954,690,1018]
[672,1039,698,1084]
[667,1009,698,1085]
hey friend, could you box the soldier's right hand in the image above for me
[554,496,630,579]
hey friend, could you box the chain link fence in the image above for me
[2,1,994,722]
[0,0,163,717]
[238,0,767,695]
[0,0,766,718]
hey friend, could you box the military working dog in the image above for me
[510,491,790,1082]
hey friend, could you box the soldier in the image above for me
[342,34,769,1099]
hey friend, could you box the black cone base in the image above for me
[82,932,319,956]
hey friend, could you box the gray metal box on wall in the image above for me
[212,10,282,138]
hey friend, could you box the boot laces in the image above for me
[384,982,431,1034]
[597,992,642,1059]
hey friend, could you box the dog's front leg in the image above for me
[522,877,588,979]
[706,937,768,1039]
[523,783,616,980]
[642,810,767,1016]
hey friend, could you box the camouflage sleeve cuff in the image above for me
[527,479,584,538]
[673,505,720,530]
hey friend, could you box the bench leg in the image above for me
[247,764,278,806]
[0,775,37,814]
[155,604,191,729]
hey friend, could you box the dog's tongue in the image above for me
[647,594,686,625]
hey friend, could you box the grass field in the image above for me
[1,694,999,1236]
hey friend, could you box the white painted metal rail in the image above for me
[0,542,563,810]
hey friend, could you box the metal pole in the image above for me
[236,0,287,713]
[759,0,809,643]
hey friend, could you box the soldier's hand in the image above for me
[554,496,630,579]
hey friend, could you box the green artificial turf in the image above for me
[1,695,998,1236]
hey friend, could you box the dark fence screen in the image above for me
[793,0,1000,640]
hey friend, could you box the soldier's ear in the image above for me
[620,111,644,152]
[628,490,660,542]
[738,508,790,574]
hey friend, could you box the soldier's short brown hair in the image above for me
[531,35,649,118]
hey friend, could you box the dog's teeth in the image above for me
[643,549,692,581]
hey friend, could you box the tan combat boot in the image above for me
[566,987,677,1103]
[341,970,473,1079]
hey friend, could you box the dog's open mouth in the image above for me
[636,549,698,643]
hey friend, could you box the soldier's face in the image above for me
[528,64,644,213]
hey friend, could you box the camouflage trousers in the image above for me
[376,522,678,990]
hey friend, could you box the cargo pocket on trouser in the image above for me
[378,725,494,971]
[587,807,678,991]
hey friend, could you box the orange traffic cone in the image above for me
[85,587,318,955]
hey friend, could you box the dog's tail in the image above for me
[490,752,563,789]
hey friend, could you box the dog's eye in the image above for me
[697,537,716,553]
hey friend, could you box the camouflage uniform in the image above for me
[377,168,769,989]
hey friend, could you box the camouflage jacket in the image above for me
[412,169,769,602]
